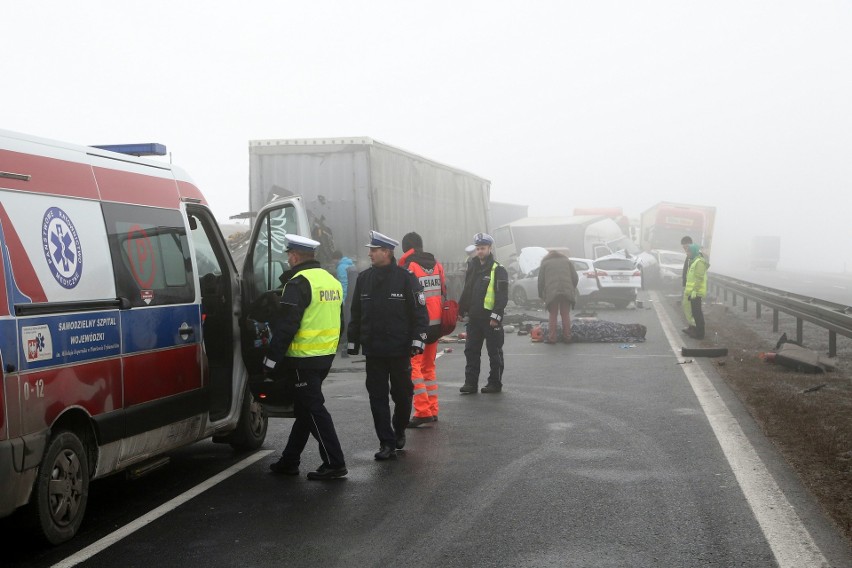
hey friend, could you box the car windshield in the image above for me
[595,258,636,271]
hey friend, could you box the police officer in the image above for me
[458,232,509,394]
[348,231,429,460]
[265,234,347,480]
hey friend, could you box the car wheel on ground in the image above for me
[513,287,528,307]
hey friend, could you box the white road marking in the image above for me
[652,291,828,568]
[52,450,274,568]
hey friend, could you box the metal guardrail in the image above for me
[708,274,852,358]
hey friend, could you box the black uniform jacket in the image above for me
[348,260,429,357]
[265,259,344,369]
[458,254,509,322]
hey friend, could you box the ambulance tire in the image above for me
[227,389,268,451]
[29,430,90,545]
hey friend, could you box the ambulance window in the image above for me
[102,203,194,307]
[249,205,298,294]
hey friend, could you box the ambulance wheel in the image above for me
[512,287,528,307]
[228,389,268,451]
[29,430,89,545]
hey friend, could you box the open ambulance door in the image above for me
[240,196,311,418]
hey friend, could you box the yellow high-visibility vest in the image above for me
[483,262,500,310]
[286,268,342,357]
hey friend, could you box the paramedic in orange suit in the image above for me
[399,232,446,428]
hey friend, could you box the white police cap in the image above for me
[365,230,399,250]
[285,233,321,252]
[465,244,476,254]
[473,232,494,246]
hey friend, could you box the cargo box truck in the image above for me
[639,202,716,256]
[247,137,490,272]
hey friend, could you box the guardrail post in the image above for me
[773,309,779,332]
[756,301,761,319]
[829,331,837,358]
[796,318,804,344]
[732,292,737,307]
[743,296,748,312]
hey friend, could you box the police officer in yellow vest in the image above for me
[264,234,347,480]
[458,233,509,393]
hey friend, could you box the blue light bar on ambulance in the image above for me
[91,143,167,157]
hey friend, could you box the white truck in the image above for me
[492,215,639,263]
[749,235,781,270]
[247,137,491,272]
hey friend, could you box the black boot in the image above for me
[459,384,478,394]
[374,444,397,460]
[306,464,348,480]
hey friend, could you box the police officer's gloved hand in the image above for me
[410,345,424,357]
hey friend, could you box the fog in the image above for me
[3,1,851,274]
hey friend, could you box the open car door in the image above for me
[240,196,311,418]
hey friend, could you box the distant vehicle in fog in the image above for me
[640,202,716,255]
[749,235,781,270]
[637,249,687,289]
[493,215,638,262]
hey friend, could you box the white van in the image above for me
[492,215,637,262]
[0,129,309,544]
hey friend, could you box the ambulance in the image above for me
[0,129,309,544]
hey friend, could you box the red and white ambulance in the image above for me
[0,129,309,544]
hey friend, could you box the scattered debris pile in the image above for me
[760,333,837,373]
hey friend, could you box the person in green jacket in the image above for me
[682,243,709,340]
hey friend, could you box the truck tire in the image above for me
[226,388,268,451]
[28,430,89,545]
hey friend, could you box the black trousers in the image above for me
[464,318,505,387]
[280,367,345,468]
[690,297,705,339]
[365,356,413,446]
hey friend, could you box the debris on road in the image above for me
[760,335,837,373]
[681,347,729,358]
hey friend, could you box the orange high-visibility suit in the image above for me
[400,247,446,419]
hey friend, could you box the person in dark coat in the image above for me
[347,231,429,460]
[537,249,579,344]
[264,235,347,480]
[458,232,509,394]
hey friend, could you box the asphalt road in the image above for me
[6,300,852,568]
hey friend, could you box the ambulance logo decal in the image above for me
[42,207,83,289]
[22,324,53,362]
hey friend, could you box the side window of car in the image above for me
[572,261,588,271]
[102,203,194,307]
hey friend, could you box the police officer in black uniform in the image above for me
[264,234,347,480]
[348,231,429,460]
[458,232,509,394]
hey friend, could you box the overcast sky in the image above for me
[4,1,851,273]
